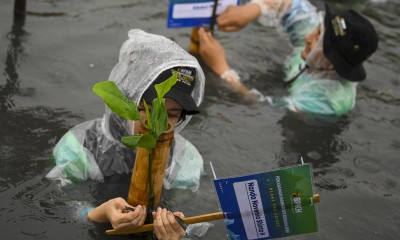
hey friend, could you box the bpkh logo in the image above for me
[290,192,303,214]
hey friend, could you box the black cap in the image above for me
[142,67,200,115]
[323,4,379,82]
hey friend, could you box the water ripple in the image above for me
[19,215,47,237]
[391,139,400,149]
[391,118,400,128]
[32,106,53,119]
[353,156,381,174]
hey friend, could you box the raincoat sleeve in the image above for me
[164,134,204,192]
[275,79,357,116]
[46,121,104,186]
[251,0,320,47]
[272,51,358,116]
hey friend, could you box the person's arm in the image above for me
[85,197,147,230]
[217,3,262,32]
[152,207,186,240]
[46,128,103,186]
[198,28,262,102]
[164,134,204,192]
[198,28,229,76]
[217,0,294,31]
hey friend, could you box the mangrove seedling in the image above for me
[92,73,178,209]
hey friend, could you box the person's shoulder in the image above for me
[53,119,101,162]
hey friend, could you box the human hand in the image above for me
[153,207,186,240]
[198,28,259,102]
[87,197,147,230]
[198,28,230,76]
[217,4,261,32]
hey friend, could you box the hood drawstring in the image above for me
[284,64,309,87]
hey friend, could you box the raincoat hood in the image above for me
[104,29,205,143]
[46,29,205,181]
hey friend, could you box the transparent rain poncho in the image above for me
[46,29,205,192]
[251,0,319,46]
[251,0,358,116]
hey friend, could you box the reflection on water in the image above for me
[0,107,92,239]
[1,3,26,110]
[0,107,83,240]
[278,113,351,190]
[0,107,77,190]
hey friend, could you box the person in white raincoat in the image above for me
[198,0,378,116]
[46,29,205,239]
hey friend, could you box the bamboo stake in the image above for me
[106,212,225,235]
[312,194,320,204]
[188,27,200,55]
[106,194,320,235]
[127,126,174,208]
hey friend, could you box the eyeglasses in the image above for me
[138,108,186,128]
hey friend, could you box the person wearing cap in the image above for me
[198,0,378,116]
[46,29,205,239]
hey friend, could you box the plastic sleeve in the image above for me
[80,207,94,221]
[220,69,241,84]
[250,0,293,27]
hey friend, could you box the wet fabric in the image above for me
[251,0,358,116]
[277,50,357,115]
[46,29,205,191]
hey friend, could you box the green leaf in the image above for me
[155,73,178,101]
[121,134,156,150]
[143,100,152,129]
[92,81,140,121]
[152,99,168,137]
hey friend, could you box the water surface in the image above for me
[1,0,399,239]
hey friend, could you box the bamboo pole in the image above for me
[127,126,174,208]
[107,194,321,235]
[106,212,225,235]
[312,193,320,204]
[188,27,200,55]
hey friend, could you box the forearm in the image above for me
[220,69,248,95]
[250,0,293,14]
[86,203,109,222]
[250,0,293,27]
[220,69,264,103]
